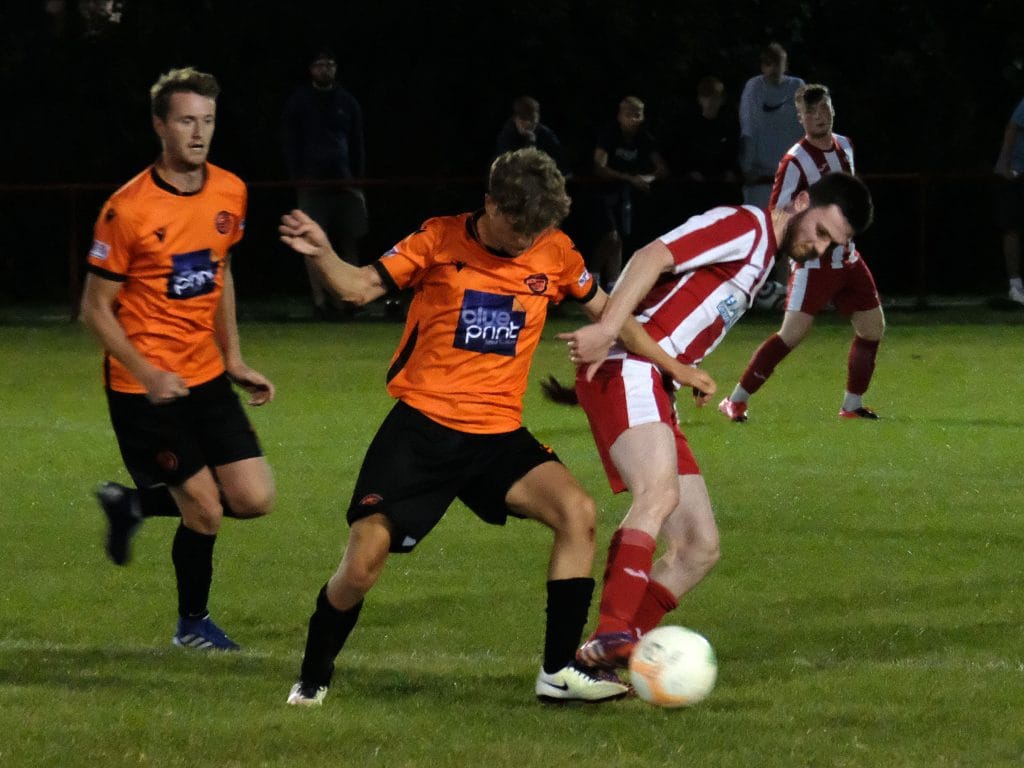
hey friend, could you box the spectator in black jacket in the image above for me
[283,45,368,320]
[495,96,567,174]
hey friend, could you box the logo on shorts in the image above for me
[577,268,591,288]
[454,289,525,357]
[524,273,549,294]
[156,450,179,471]
[215,210,235,235]
[167,249,219,299]
[358,493,383,506]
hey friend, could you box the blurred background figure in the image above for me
[674,75,742,216]
[591,95,670,292]
[495,95,567,174]
[993,93,1024,306]
[283,45,368,320]
[738,42,805,209]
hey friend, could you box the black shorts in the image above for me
[348,400,561,553]
[106,373,263,489]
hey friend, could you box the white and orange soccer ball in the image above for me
[628,625,717,707]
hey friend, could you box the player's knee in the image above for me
[558,490,597,543]
[631,482,679,525]
[665,527,720,575]
[339,557,384,597]
[181,495,225,534]
[229,484,276,519]
[689,530,721,574]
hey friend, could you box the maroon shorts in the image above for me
[786,256,880,315]
[574,357,699,494]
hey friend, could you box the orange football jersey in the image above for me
[376,213,596,433]
[86,164,247,393]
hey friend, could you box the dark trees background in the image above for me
[5,0,1024,184]
[2,0,1024,302]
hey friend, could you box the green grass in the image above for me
[2,306,1024,767]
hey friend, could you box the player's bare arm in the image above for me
[594,147,650,191]
[79,273,188,404]
[568,288,715,400]
[558,240,675,366]
[279,209,385,305]
[214,259,274,406]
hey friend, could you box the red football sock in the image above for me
[846,336,879,395]
[738,333,792,395]
[631,579,679,637]
[594,528,657,635]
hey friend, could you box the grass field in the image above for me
[2,304,1023,767]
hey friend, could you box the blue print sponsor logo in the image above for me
[167,249,219,300]
[715,293,742,329]
[577,268,591,288]
[454,289,525,357]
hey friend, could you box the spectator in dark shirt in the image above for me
[494,96,567,174]
[283,45,368,320]
[675,76,742,214]
[591,95,669,291]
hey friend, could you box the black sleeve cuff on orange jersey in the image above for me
[86,264,127,282]
[569,279,599,304]
[373,261,401,296]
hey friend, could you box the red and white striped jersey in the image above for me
[770,134,857,268]
[612,205,776,366]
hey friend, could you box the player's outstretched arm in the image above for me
[279,209,386,305]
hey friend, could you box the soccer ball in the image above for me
[752,279,787,311]
[628,625,717,707]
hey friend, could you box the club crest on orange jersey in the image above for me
[524,273,549,294]
[215,210,235,235]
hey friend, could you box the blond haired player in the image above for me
[279,148,708,706]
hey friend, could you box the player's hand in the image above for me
[630,174,652,192]
[690,384,715,407]
[143,369,189,405]
[662,361,716,407]
[227,364,275,406]
[279,209,331,258]
[557,324,616,381]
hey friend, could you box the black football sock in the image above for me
[299,585,364,688]
[172,523,216,618]
[138,486,180,518]
[542,577,594,674]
